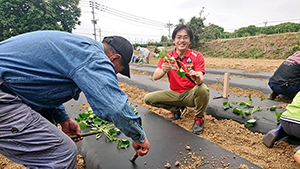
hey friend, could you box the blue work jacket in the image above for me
[0,30,145,142]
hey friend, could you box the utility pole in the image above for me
[99,28,101,41]
[90,0,98,40]
[263,20,268,27]
[167,20,173,39]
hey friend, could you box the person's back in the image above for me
[0,30,107,109]
[268,51,300,100]
[0,30,150,168]
[137,47,150,64]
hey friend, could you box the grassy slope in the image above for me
[199,32,300,59]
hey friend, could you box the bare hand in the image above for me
[189,70,204,85]
[161,62,172,73]
[60,118,83,142]
[132,138,150,156]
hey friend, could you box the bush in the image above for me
[252,51,265,59]
[291,45,300,51]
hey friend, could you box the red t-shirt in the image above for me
[157,48,205,93]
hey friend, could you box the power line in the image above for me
[101,30,164,37]
[98,7,166,27]
[80,0,168,28]
[80,10,168,31]
[78,0,171,43]
[96,12,167,31]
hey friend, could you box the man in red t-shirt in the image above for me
[144,24,209,134]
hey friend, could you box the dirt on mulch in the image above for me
[0,57,298,169]
[118,81,298,169]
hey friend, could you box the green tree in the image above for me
[178,18,185,25]
[222,32,233,39]
[160,35,168,42]
[0,0,81,41]
[187,7,206,48]
[203,23,224,40]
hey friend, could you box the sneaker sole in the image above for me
[263,132,277,148]
[192,130,203,135]
[169,117,180,121]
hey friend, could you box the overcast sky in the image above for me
[73,0,300,44]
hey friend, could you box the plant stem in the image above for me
[70,130,102,139]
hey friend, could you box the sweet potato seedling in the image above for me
[156,49,194,78]
[75,102,138,149]
[223,94,264,126]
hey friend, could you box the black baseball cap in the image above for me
[103,36,133,78]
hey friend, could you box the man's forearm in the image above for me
[153,68,166,80]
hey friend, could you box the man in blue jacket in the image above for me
[0,30,150,168]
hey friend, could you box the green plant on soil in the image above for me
[222,94,278,127]
[156,49,192,78]
[275,111,283,125]
[75,102,138,149]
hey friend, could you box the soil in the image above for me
[1,50,298,168]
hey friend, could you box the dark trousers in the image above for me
[268,81,300,99]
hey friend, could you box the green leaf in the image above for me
[248,94,252,102]
[78,121,87,130]
[233,107,245,117]
[165,57,176,62]
[130,103,139,115]
[117,139,130,149]
[239,101,251,109]
[270,105,277,111]
[95,133,102,140]
[275,111,283,125]
[250,105,260,114]
[75,116,82,123]
[176,68,186,78]
[245,119,256,126]
[156,49,168,59]
[93,117,105,124]
[90,127,99,131]
[79,111,90,119]
[244,110,251,115]
[233,107,241,114]
[260,97,265,101]
[88,107,93,113]
[108,128,117,135]
[222,101,231,110]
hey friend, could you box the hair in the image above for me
[102,42,126,66]
[171,24,193,41]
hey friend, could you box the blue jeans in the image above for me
[0,88,77,168]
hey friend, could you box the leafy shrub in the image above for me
[291,45,300,51]
[252,51,264,59]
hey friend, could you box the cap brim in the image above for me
[120,64,130,78]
